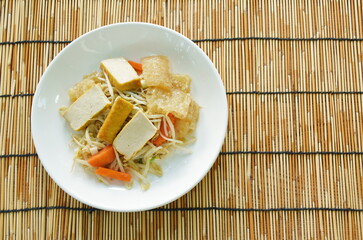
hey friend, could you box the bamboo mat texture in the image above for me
[1,0,363,239]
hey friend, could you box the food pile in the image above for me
[60,56,199,190]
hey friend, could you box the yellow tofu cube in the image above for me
[97,97,134,143]
[101,57,141,91]
[113,111,157,160]
[63,84,110,131]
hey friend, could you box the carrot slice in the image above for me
[151,135,166,147]
[95,167,132,182]
[128,60,143,72]
[151,113,176,146]
[88,145,116,167]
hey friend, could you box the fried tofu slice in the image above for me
[113,111,157,160]
[101,57,141,91]
[63,84,110,131]
[97,97,134,143]
[141,56,172,90]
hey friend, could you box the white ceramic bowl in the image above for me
[31,23,227,212]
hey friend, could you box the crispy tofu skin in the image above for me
[97,97,134,143]
[68,72,104,102]
[145,72,193,119]
[146,87,191,119]
[113,111,157,160]
[63,84,111,131]
[141,56,172,89]
[68,78,95,102]
[170,74,191,93]
[101,58,141,91]
[175,100,200,140]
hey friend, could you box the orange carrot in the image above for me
[128,60,143,72]
[152,135,167,147]
[95,167,132,182]
[88,145,116,167]
[152,113,176,146]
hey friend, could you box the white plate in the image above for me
[31,23,228,212]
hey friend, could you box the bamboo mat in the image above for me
[1,0,363,239]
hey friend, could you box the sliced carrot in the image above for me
[128,60,143,72]
[151,135,166,147]
[95,167,132,182]
[151,113,176,146]
[88,145,116,167]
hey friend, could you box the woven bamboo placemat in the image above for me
[1,0,363,239]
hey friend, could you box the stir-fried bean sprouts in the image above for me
[66,77,186,190]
